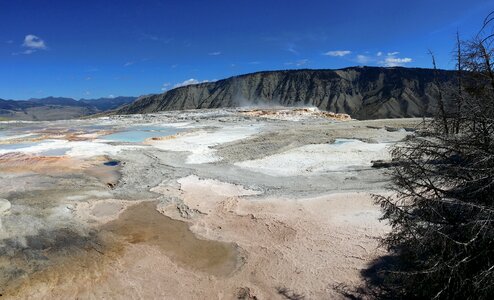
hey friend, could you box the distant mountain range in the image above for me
[2,66,458,121]
[0,96,136,121]
[117,66,456,119]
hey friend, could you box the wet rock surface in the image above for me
[0,108,422,298]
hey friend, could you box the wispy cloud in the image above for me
[356,55,372,64]
[262,30,329,43]
[284,59,309,67]
[124,61,135,67]
[140,33,173,43]
[323,50,351,57]
[161,82,171,91]
[208,51,222,56]
[6,40,13,44]
[22,49,36,55]
[85,67,100,73]
[387,51,399,56]
[377,51,383,57]
[286,43,299,55]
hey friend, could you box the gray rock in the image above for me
[117,66,456,120]
[0,198,11,215]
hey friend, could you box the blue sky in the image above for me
[2,0,494,99]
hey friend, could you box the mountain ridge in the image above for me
[118,66,456,119]
[0,96,136,121]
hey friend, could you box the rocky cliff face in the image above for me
[118,67,456,119]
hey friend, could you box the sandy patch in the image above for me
[149,177,387,299]
[177,175,261,208]
[0,152,90,174]
[7,185,387,300]
[0,153,121,186]
[72,199,138,224]
[240,107,351,121]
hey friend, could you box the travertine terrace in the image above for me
[0,108,421,299]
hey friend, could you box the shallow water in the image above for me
[102,201,240,276]
[0,142,41,151]
[38,147,71,156]
[104,160,120,166]
[102,126,181,143]
[332,138,354,145]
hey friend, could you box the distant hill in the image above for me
[117,67,456,119]
[80,96,137,111]
[0,96,136,121]
[29,97,90,107]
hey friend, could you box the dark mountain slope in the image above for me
[118,67,456,119]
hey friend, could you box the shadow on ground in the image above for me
[333,254,404,300]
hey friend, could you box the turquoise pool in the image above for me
[102,126,182,143]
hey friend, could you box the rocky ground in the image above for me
[0,108,423,299]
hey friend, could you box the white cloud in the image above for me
[352,51,412,67]
[208,51,221,56]
[124,61,135,67]
[173,79,209,88]
[356,55,372,64]
[383,57,412,67]
[323,50,351,57]
[23,34,47,50]
[284,59,309,67]
[379,51,412,67]
[108,94,115,98]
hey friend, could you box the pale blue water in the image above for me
[82,124,113,131]
[332,139,356,145]
[0,133,42,141]
[38,147,71,156]
[0,142,40,150]
[103,126,181,143]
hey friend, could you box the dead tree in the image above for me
[369,13,494,300]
